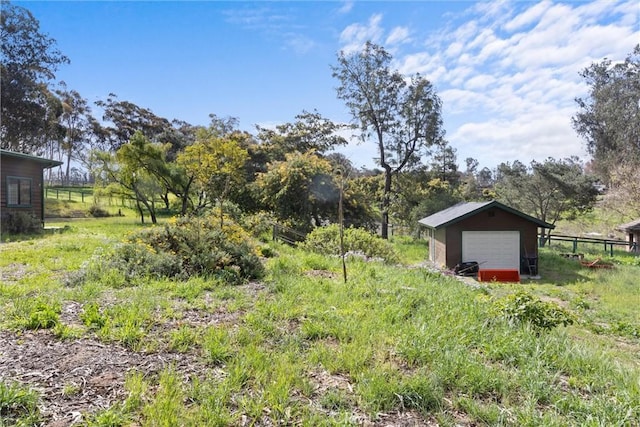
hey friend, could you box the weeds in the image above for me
[0,218,638,425]
[9,297,60,330]
[0,381,41,426]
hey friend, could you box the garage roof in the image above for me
[418,200,555,230]
[617,219,640,232]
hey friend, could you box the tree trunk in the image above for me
[150,200,157,224]
[136,199,145,224]
[539,228,548,247]
[180,178,193,215]
[380,168,393,239]
[65,148,72,186]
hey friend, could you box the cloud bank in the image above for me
[338,0,639,169]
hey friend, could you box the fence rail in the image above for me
[45,187,90,203]
[272,223,307,246]
[541,233,638,256]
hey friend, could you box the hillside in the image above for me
[0,218,638,426]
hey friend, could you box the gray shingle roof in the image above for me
[418,200,554,229]
[617,219,640,232]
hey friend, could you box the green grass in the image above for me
[0,381,41,426]
[0,217,638,425]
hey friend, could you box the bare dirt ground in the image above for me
[0,330,441,427]
[0,329,206,426]
[0,280,445,426]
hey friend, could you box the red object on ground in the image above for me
[478,269,521,282]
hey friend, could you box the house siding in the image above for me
[1,155,46,223]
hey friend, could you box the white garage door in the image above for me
[462,231,520,270]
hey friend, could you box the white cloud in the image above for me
[334,0,637,169]
[386,26,411,46]
[337,1,354,15]
[391,0,638,168]
[284,33,316,54]
[339,14,384,54]
[503,0,553,32]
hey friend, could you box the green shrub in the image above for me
[491,291,576,331]
[10,298,60,330]
[242,211,277,240]
[301,224,399,263]
[80,302,108,329]
[612,321,640,338]
[119,215,264,283]
[72,215,264,285]
[88,204,110,218]
[1,212,41,234]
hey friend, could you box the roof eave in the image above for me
[0,149,63,168]
[418,200,555,230]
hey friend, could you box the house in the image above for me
[1,149,63,230]
[617,219,640,253]
[418,200,555,276]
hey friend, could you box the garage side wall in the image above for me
[433,227,447,266]
[444,208,539,272]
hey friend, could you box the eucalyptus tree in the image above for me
[55,83,93,184]
[1,1,69,153]
[95,93,174,151]
[573,45,640,183]
[332,41,444,238]
[573,45,640,216]
[494,157,599,244]
[256,110,350,161]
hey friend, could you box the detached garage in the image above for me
[418,201,554,277]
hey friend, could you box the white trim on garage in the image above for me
[462,231,520,270]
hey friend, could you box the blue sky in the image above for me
[17,0,639,170]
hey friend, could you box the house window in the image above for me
[7,177,32,207]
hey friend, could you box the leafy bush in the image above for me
[612,320,640,339]
[80,302,108,329]
[491,291,576,331]
[88,204,110,217]
[1,212,41,234]
[77,215,264,285]
[301,224,399,263]
[10,298,60,330]
[242,211,278,240]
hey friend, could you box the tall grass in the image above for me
[0,220,638,425]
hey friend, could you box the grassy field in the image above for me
[0,217,638,426]
[44,186,142,219]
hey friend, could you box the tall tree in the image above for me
[1,1,69,152]
[95,93,173,150]
[494,157,599,244]
[428,138,459,184]
[573,45,640,217]
[573,45,640,183]
[332,41,443,238]
[55,83,93,184]
[256,110,349,161]
[177,129,249,225]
